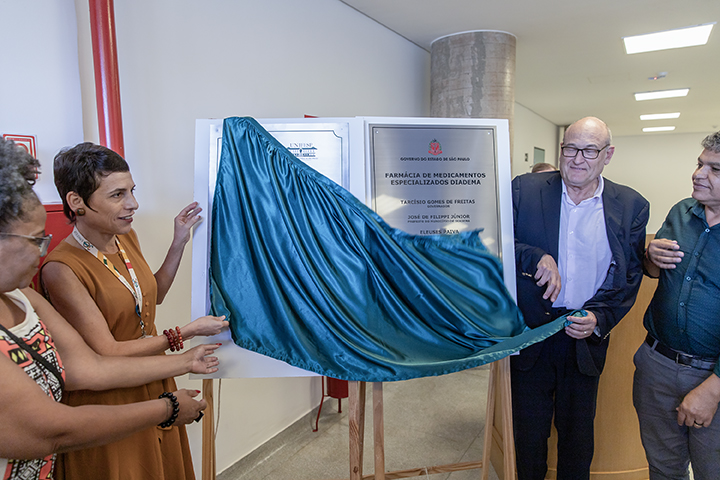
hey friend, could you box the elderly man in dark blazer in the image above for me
[511,117,649,480]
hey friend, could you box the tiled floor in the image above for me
[219,366,500,480]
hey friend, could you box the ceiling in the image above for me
[340,0,720,137]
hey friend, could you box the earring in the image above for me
[76,208,86,216]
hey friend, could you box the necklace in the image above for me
[72,227,148,338]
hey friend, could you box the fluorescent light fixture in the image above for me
[635,88,689,101]
[624,23,714,54]
[640,112,681,120]
[643,126,676,132]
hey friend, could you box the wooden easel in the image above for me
[202,379,216,480]
[201,357,516,480]
[343,356,515,480]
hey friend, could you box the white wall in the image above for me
[97,0,431,474]
[604,132,711,233]
[0,0,84,203]
[512,103,559,176]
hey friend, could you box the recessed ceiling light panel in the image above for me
[640,113,681,120]
[643,126,676,132]
[624,23,714,54]
[635,89,689,101]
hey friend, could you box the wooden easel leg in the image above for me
[481,363,497,480]
[202,378,216,480]
[349,381,367,480]
[483,358,516,480]
[498,357,516,480]
[373,382,385,480]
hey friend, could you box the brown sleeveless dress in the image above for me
[43,230,195,480]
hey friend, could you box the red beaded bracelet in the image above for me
[164,329,177,352]
[175,326,184,350]
[163,327,184,352]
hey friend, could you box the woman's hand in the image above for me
[182,315,229,340]
[183,344,221,374]
[172,201,203,248]
[170,389,208,425]
[156,201,203,303]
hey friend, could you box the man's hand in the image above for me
[677,375,720,428]
[647,238,684,270]
[535,254,561,302]
[565,311,598,340]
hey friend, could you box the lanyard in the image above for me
[72,227,148,338]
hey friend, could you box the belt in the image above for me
[645,334,717,371]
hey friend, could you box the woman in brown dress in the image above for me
[41,143,228,480]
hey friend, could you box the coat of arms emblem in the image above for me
[428,139,442,156]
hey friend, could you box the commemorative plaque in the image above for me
[369,124,500,255]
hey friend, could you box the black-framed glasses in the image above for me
[0,233,53,256]
[561,145,609,160]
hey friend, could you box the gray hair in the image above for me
[0,137,41,233]
[701,131,720,154]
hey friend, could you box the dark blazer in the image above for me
[512,171,649,376]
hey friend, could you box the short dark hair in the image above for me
[531,162,557,173]
[0,137,41,233]
[701,131,720,154]
[54,142,129,222]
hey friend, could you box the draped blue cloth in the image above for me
[210,117,568,382]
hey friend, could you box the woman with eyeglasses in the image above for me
[40,142,228,480]
[0,138,221,480]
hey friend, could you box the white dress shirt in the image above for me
[553,176,612,309]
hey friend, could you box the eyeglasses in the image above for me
[0,233,53,256]
[561,145,610,160]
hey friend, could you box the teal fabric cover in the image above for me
[210,117,568,381]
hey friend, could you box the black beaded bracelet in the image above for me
[158,392,180,428]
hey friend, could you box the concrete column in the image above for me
[431,30,516,153]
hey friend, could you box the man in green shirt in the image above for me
[636,131,720,480]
